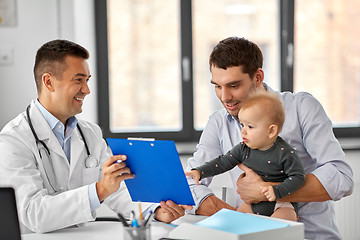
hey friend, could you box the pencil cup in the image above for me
[123,225,151,240]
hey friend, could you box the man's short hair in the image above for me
[209,37,263,79]
[33,39,89,93]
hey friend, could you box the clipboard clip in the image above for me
[127,137,155,141]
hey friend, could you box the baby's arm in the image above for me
[186,144,244,185]
[262,186,276,202]
[270,148,305,200]
[185,170,201,185]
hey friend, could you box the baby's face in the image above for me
[238,106,274,151]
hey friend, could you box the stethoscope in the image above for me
[26,104,99,192]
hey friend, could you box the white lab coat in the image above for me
[0,100,135,233]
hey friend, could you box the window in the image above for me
[95,0,279,141]
[192,0,279,129]
[107,0,181,133]
[95,0,359,142]
[293,0,360,137]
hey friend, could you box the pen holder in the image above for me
[123,225,151,240]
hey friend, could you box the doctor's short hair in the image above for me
[239,91,285,133]
[209,37,263,79]
[33,39,89,93]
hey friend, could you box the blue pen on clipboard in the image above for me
[114,154,127,164]
[114,159,133,177]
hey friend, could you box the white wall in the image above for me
[0,0,97,130]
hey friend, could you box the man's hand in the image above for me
[195,195,236,216]
[237,165,331,203]
[185,170,201,185]
[154,200,193,223]
[96,155,135,202]
[236,164,271,204]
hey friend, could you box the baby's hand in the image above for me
[261,186,276,202]
[185,170,201,185]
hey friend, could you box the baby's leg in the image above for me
[271,202,297,221]
[237,202,253,213]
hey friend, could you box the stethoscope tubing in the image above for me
[25,104,92,192]
[26,104,90,157]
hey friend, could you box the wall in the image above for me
[0,0,97,129]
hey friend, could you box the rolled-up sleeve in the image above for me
[296,92,354,200]
[314,162,353,200]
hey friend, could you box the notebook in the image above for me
[107,138,195,205]
[169,209,304,240]
[0,187,22,240]
[194,208,290,235]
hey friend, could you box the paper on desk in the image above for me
[195,209,290,235]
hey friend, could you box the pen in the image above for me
[130,210,138,227]
[143,210,154,227]
[132,219,139,228]
[117,213,129,227]
[119,213,136,240]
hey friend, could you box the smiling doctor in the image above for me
[0,39,190,233]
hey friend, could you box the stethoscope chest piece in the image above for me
[85,155,99,168]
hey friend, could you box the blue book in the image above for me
[195,209,290,235]
[169,209,304,240]
[107,138,195,205]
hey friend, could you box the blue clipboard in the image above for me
[106,138,195,205]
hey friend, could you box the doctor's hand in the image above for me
[236,164,271,204]
[96,155,135,202]
[154,200,193,223]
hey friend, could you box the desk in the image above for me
[21,215,207,240]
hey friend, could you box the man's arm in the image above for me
[195,195,236,216]
[280,173,330,202]
[236,164,330,203]
[185,123,227,213]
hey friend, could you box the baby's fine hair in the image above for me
[241,91,285,132]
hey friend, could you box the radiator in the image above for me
[334,183,360,240]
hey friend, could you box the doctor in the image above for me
[0,39,190,233]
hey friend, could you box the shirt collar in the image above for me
[225,112,236,122]
[34,99,78,131]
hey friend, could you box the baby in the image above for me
[186,91,305,221]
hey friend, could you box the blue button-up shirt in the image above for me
[35,100,77,162]
[35,100,100,212]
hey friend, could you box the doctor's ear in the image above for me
[42,73,55,92]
